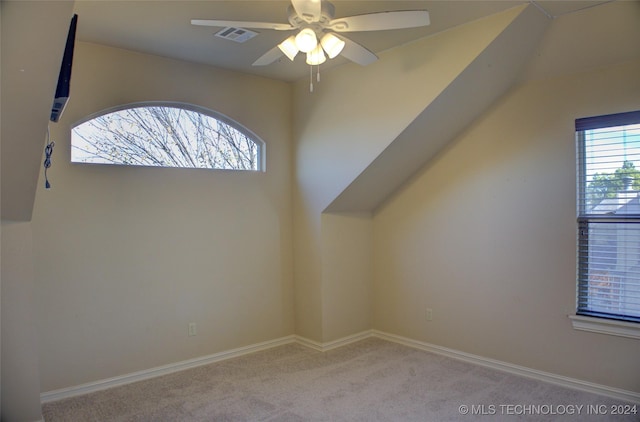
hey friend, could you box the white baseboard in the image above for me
[371,330,640,405]
[41,331,374,402]
[41,330,640,405]
[295,330,374,352]
[40,335,296,403]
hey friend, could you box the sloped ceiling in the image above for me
[326,4,549,213]
[1,1,75,221]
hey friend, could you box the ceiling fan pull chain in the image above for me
[317,65,320,83]
[309,65,314,92]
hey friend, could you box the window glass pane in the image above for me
[72,105,262,171]
[582,124,640,214]
[578,221,640,319]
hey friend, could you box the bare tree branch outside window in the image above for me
[72,105,260,171]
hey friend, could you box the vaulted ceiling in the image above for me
[2,1,638,221]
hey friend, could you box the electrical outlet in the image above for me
[426,308,433,321]
[188,322,197,336]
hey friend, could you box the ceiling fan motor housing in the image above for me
[287,1,335,32]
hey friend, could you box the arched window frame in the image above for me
[70,101,265,171]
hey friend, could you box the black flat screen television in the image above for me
[50,14,78,123]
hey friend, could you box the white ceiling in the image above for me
[71,0,612,82]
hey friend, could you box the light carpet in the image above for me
[42,338,638,421]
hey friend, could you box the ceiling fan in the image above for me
[191,0,430,68]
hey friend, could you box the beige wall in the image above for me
[373,58,640,392]
[320,213,373,340]
[31,42,294,391]
[292,6,527,342]
[1,222,43,421]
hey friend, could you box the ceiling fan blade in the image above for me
[252,46,285,66]
[339,36,378,66]
[291,0,322,23]
[191,19,294,31]
[328,10,430,32]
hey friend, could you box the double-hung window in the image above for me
[576,110,640,336]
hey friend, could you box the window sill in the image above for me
[569,315,640,340]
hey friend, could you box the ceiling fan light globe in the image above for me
[278,36,299,61]
[320,33,345,59]
[295,28,318,53]
[306,45,326,65]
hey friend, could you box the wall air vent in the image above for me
[214,27,258,43]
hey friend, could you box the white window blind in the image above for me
[577,110,640,323]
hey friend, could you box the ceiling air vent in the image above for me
[214,27,258,43]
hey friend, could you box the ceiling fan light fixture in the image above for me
[320,33,345,59]
[278,35,299,61]
[295,28,318,53]
[306,44,326,65]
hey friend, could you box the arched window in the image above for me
[71,103,263,171]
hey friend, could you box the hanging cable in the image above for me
[44,127,55,189]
